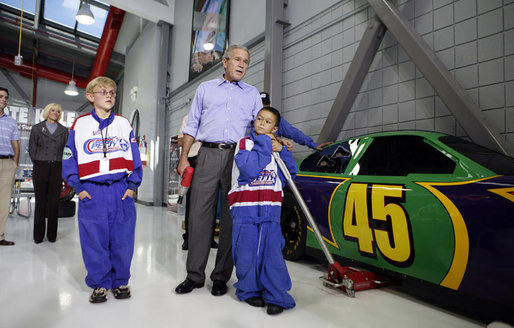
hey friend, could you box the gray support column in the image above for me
[154,21,170,206]
[318,17,386,143]
[368,0,510,155]
[264,0,288,109]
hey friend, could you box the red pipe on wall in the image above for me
[89,6,125,80]
[0,52,89,88]
[0,6,125,98]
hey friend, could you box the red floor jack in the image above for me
[273,153,390,297]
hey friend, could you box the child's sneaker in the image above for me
[89,287,107,303]
[112,285,131,299]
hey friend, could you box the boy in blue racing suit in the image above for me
[62,76,143,303]
[228,107,297,315]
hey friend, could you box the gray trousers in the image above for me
[186,146,235,283]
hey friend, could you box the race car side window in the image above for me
[299,141,352,173]
[357,136,456,176]
[440,136,514,175]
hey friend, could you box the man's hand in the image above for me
[177,158,191,176]
[315,141,332,151]
[275,136,293,151]
[122,189,135,200]
[78,190,92,201]
[271,139,283,152]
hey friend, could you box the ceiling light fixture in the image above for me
[64,62,79,96]
[14,0,24,66]
[76,1,95,25]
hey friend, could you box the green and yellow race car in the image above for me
[281,130,514,321]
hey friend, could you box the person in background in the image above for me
[0,87,19,246]
[260,92,332,152]
[62,76,143,303]
[29,103,69,244]
[229,106,297,315]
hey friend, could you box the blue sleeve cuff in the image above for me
[127,182,137,191]
[73,183,85,194]
[308,141,318,149]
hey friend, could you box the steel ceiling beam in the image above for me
[318,16,386,143]
[0,52,89,88]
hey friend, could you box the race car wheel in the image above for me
[59,180,75,202]
[281,192,307,261]
[58,200,76,218]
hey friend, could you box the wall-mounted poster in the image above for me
[189,0,229,80]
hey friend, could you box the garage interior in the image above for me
[0,0,512,327]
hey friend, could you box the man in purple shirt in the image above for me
[0,87,20,246]
[175,45,262,296]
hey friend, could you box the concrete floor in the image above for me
[0,201,491,328]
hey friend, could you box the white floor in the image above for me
[0,202,487,328]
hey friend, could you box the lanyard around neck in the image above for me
[100,123,109,158]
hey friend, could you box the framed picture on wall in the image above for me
[189,0,230,80]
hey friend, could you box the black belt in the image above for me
[0,155,13,159]
[201,142,236,150]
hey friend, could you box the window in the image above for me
[299,142,353,174]
[43,0,108,39]
[1,0,37,14]
[440,136,514,175]
[0,0,109,40]
[189,0,229,80]
[357,136,456,176]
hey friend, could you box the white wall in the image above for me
[279,0,514,158]
[123,23,162,204]
[284,0,342,27]
[229,0,265,45]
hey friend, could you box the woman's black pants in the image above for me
[32,160,62,242]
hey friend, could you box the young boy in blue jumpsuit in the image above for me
[62,76,143,303]
[228,107,297,315]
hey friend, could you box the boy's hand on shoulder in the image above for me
[122,189,135,200]
[78,190,92,200]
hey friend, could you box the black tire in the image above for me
[58,200,76,218]
[59,180,75,202]
[281,191,307,261]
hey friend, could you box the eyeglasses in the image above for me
[92,90,116,97]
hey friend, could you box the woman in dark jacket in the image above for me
[29,103,69,243]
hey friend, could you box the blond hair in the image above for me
[42,103,62,121]
[86,76,117,104]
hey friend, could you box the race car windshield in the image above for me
[440,136,514,175]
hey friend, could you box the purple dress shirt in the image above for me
[182,77,262,144]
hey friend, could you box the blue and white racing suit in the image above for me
[228,131,297,309]
[62,110,142,290]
